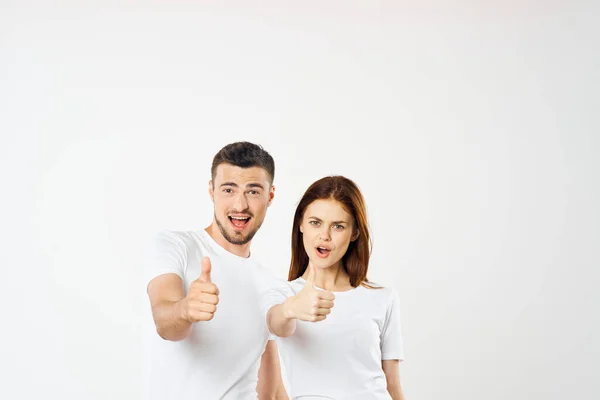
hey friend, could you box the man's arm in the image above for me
[382,359,406,400]
[147,257,219,341]
[256,340,288,400]
[147,273,193,341]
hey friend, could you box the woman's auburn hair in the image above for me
[288,175,378,288]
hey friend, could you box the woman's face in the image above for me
[300,199,357,270]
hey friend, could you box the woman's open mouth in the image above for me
[315,246,331,258]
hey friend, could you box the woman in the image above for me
[265,176,407,399]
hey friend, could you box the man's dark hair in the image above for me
[211,141,275,184]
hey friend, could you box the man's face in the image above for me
[209,163,274,245]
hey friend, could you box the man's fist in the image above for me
[182,256,219,322]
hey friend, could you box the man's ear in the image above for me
[208,180,214,202]
[267,184,275,207]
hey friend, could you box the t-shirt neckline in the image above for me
[198,229,254,263]
[296,277,358,294]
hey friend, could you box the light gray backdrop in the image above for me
[1,2,598,399]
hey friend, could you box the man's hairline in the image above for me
[211,162,274,186]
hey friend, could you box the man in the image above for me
[145,142,288,399]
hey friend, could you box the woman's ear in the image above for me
[351,229,360,241]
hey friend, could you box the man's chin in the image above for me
[215,216,261,246]
[221,226,256,245]
[225,231,251,245]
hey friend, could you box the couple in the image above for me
[145,142,406,399]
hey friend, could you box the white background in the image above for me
[1,1,599,399]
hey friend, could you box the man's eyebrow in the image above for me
[247,183,265,189]
[219,182,265,189]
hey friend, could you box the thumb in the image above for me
[199,256,212,282]
[304,264,317,287]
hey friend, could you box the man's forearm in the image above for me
[152,299,192,341]
[266,299,297,338]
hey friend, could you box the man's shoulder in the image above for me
[250,260,275,275]
[249,263,291,292]
[284,277,305,294]
[153,229,203,248]
[250,263,282,286]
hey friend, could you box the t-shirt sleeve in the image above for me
[380,288,405,361]
[144,230,188,287]
[259,276,294,339]
[260,279,294,319]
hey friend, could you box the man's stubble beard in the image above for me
[215,214,263,245]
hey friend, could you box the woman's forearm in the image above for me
[266,298,297,338]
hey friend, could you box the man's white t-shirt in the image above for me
[264,277,404,400]
[143,229,282,400]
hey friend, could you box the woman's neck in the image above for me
[304,261,351,292]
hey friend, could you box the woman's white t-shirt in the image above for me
[265,277,404,400]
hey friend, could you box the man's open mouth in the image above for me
[229,216,251,229]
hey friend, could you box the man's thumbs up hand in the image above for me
[182,257,219,323]
[199,256,212,283]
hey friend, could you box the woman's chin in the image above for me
[309,258,340,270]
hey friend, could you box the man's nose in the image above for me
[232,193,249,212]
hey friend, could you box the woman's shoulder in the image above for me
[359,280,399,302]
[360,279,391,292]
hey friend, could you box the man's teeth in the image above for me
[231,216,250,220]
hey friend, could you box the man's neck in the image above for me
[205,223,251,258]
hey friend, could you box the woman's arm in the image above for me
[382,359,406,400]
[266,299,298,337]
[256,340,289,399]
[266,278,335,337]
